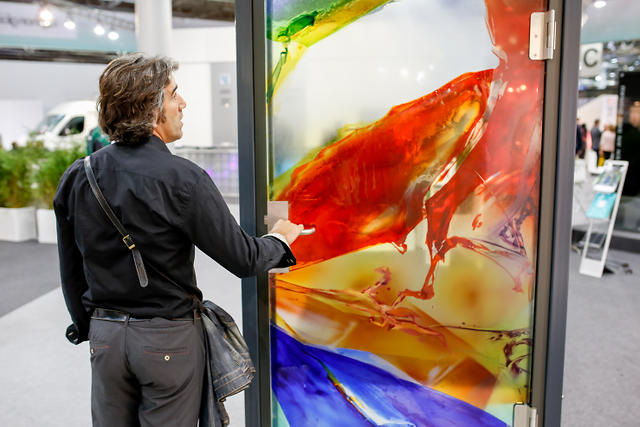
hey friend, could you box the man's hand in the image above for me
[270,219,304,245]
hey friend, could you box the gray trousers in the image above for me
[88,315,205,427]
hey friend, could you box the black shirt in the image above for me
[54,136,294,341]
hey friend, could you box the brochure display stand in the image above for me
[579,160,629,277]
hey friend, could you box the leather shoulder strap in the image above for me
[83,156,148,288]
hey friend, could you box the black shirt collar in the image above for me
[145,135,172,153]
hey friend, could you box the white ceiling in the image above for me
[581,0,640,43]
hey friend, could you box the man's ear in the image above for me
[152,110,159,128]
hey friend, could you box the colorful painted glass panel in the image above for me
[266,1,546,425]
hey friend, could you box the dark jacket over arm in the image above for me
[181,170,294,278]
[54,164,92,341]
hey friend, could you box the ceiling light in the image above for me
[38,6,54,27]
[610,58,618,63]
[594,1,607,8]
[93,23,105,36]
[107,30,119,41]
[63,17,76,30]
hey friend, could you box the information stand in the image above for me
[579,160,629,277]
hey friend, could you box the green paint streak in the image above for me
[266,0,393,101]
[267,0,352,42]
[268,0,337,23]
[267,48,289,103]
[271,391,291,427]
[276,11,320,40]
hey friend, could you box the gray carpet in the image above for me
[561,248,640,427]
[0,240,60,316]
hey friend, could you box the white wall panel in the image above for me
[0,100,43,149]
[0,60,102,112]
[172,27,236,63]
[173,64,213,148]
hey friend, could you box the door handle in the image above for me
[265,201,315,235]
[266,201,315,273]
[300,226,316,236]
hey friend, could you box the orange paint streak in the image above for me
[410,0,544,301]
[472,214,483,230]
[276,274,447,343]
[278,69,494,267]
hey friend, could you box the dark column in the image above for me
[236,1,270,426]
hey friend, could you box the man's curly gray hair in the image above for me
[97,52,178,145]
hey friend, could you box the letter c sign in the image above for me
[580,43,603,78]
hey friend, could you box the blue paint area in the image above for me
[271,327,372,427]
[332,347,419,384]
[272,325,507,427]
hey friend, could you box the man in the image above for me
[590,118,601,154]
[54,53,303,426]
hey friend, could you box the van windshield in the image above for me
[34,114,65,134]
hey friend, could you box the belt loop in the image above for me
[193,309,197,324]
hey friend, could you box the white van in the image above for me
[32,100,98,150]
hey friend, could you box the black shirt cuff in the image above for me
[264,235,296,268]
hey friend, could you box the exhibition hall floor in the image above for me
[0,205,245,427]
[0,207,638,426]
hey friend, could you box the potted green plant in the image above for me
[34,143,84,244]
[0,146,36,241]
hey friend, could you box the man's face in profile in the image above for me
[154,74,187,143]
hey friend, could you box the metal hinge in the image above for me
[514,404,538,427]
[529,10,556,60]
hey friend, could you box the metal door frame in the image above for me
[531,1,581,426]
[236,1,581,426]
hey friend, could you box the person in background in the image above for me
[581,123,589,149]
[86,126,110,155]
[590,119,602,155]
[54,53,304,427]
[620,101,640,196]
[600,124,615,161]
[576,118,585,158]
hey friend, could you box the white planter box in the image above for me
[0,207,37,242]
[37,209,57,244]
